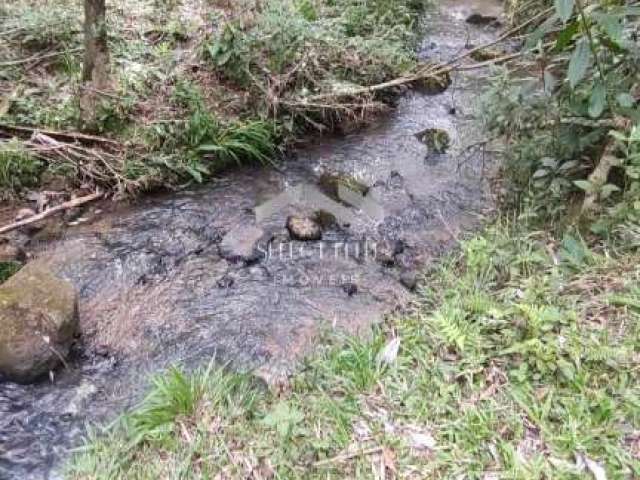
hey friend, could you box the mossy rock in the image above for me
[0,261,78,383]
[415,128,451,154]
[470,47,505,62]
[318,173,370,202]
[313,209,338,229]
[418,71,451,95]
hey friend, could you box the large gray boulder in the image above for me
[0,261,78,383]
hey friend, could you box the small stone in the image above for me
[376,246,396,267]
[286,216,322,241]
[448,106,457,115]
[466,13,498,25]
[217,275,235,289]
[415,128,451,154]
[219,225,265,263]
[419,70,451,95]
[342,282,358,296]
[400,271,419,291]
[313,210,337,230]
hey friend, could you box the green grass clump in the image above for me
[0,140,43,196]
[68,215,640,479]
[0,261,21,283]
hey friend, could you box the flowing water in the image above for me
[0,1,503,478]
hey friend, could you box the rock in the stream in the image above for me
[415,128,451,154]
[286,216,322,241]
[342,282,358,296]
[419,71,451,95]
[466,13,499,26]
[219,225,265,263]
[0,261,78,384]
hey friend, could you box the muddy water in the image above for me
[0,1,502,478]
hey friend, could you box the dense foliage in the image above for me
[485,0,640,229]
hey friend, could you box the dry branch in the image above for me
[0,191,103,235]
[312,446,384,467]
[0,123,120,147]
[0,48,82,67]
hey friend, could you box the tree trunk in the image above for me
[80,0,110,131]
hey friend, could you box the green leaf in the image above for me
[526,13,559,49]
[543,70,558,95]
[567,39,591,89]
[555,0,574,23]
[594,13,623,44]
[554,21,579,51]
[588,82,606,118]
[184,165,203,183]
[600,183,620,198]
[574,179,593,192]
[616,93,635,108]
[262,402,304,436]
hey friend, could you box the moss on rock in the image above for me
[0,261,78,383]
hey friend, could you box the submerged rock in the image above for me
[415,128,451,154]
[419,71,451,95]
[400,270,419,291]
[342,282,358,296]
[0,261,78,384]
[318,172,370,201]
[219,224,265,263]
[286,216,322,241]
[466,13,498,26]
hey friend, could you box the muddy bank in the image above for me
[0,1,502,478]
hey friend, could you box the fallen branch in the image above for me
[0,48,82,67]
[302,12,553,103]
[0,122,121,147]
[312,446,384,468]
[0,191,104,235]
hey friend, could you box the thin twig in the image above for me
[312,446,384,468]
[0,48,81,67]
[0,191,104,235]
[0,123,120,146]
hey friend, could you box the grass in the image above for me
[68,215,640,479]
[0,261,21,283]
[0,139,43,197]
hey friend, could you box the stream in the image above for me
[0,1,502,478]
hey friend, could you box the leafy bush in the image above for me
[203,0,425,131]
[484,1,640,226]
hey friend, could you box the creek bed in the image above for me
[0,1,502,478]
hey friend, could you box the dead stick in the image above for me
[313,446,384,467]
[0,123,120,146]
[0,191,104,235]
[0,48,82,67]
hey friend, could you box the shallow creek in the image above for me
[0,1,503,478]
